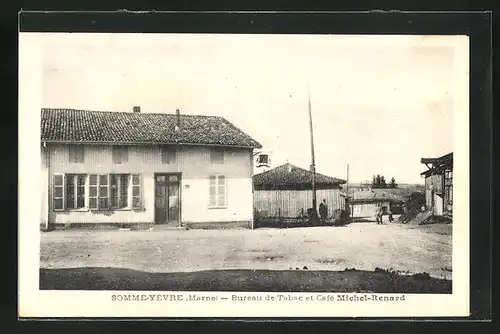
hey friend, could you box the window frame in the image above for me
[110,174,131,210]
[64,174,88,210]
[208,175,227,209]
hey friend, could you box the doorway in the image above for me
[154,173,181,225]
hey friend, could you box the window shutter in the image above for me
[209,175,217,207]
[53,173,65,211]
[217,176,226,207]
[89,174,99,210]
[69,145,85,163]
[99,174,110,209]
[210,148,224,164]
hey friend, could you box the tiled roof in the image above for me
[253,163,347,190]
[420,152,453,176]
[40,108,262,148]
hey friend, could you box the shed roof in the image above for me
[420,152,453,176]
[349,189,405,204]
[253,163,347,190]
[40,108,262,148]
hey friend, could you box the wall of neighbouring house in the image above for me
[40,144,49,229]
[253,188,344,218]
[425,174,444,215]
[44,143,254,226]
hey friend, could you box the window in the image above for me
[111,174,130,209]
[89,175,99,209]
[112,146,129,164]
[209,175,226,208]
[210,147,224,164]
[65,174,87,209]
[132,174,142,209]
[68,145,85,163]
[52,173,142,211]
[161,146,177,164]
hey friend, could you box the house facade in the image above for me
[420,152,453,216]
[40,107,262,230]
[349,189,404,219]
[253,163,347,220]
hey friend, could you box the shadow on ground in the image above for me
[40,267,452,293]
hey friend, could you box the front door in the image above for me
[155,173,181,225]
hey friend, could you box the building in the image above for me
[420,152,453,216]
[349,189,405,219]
[40,107,262,230]
[253,163,347,220]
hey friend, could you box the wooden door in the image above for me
[154,173,181,224]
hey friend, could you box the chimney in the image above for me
[175,108,180,131]
[133,106,141,113]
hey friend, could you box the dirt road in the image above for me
[40,222,452,279]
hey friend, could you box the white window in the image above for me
[52,173,142,211]
[68,145,85,163]
[131,174,142,209]
[65,174,87,209]
[161,146,177,164]
[112,146,129,164]
[209,175,226,208]
[210,147,224,164]
[111,174,130,209]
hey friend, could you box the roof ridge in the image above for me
[41,108,219,118]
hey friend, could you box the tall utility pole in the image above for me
[308,86,317,218]
[346,164,350,219]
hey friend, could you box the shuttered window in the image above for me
[51,173,141,211]
[161,147,177,164]
[68,145,85,163]
[112,146,129,164]
[210,147,224,164]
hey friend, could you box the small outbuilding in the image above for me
[253,163,347,220]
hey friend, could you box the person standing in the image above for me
[376,205,382,225]
[319,199,328,223]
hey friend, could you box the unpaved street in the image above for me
[40,222,452,279]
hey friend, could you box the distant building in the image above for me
[349,189,405,218]
[253,163,347,219]
[420,152,453,216]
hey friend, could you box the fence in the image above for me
[253,188,345,219]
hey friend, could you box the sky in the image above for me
[39,33,460,184]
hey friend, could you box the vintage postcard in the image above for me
[19,32,469,318]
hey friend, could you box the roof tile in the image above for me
[40,108,262,148]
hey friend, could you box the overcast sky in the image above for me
[40,33,459,184]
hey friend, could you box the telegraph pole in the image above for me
[308,86,317,219]
[346,164,350,219]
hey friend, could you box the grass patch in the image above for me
[40,267,452,293]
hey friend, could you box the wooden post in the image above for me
[346,164,350,219]
[308,86,317,219]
